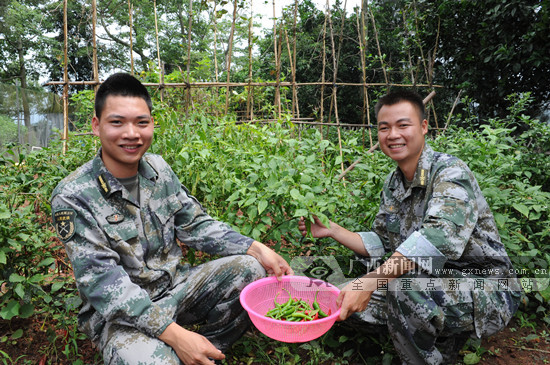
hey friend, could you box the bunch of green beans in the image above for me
[265,288,329,321]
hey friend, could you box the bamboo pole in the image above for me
[211,0,220,116]
[246,1,254,121]
[367,2,388,86]
[46,80,443,89]
[291,0,299,118]
[224,0,238,114]
[62,0,69,154]
[92,0,99,93]
[272,0,282,118]
[325,1,346,179]
[319,10,328,139]
[185,0,193,114]
[153,0,163,102]
[284,29,296,116]
[128,0,134,75]
[357,5,373,148]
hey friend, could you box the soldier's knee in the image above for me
[102,332,180,365]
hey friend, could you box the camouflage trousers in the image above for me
[98,255,265,365]
[343,271,519,365]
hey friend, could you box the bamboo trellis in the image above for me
[50,0,443,177]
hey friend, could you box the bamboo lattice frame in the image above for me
[50,0,443,173]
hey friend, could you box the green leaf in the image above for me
[257,200,268,215]
[317,213,331,228]
[8,273,25,283]
[226,191,240,202]
[51,281,65,293]
[463,352,481,364]
[0,250,6,265]
[17,233,30,241]
[38,257,56,267]
[0,300,20,320]
[14,283,25,299]
[19,303,34,319]
[512,203,530,218]
[493,213,507,228]
[290,188,301,200]
[293,209,308,218]
[10,329,23,340]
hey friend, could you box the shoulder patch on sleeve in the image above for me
[53,209,76,241]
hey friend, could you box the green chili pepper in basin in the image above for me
[313,289,329,318]
[264,288,328,321]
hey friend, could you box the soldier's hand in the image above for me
[298,216,333,238]
[246,241,294,278]
[159,323,224,364]
[336,279,375,320]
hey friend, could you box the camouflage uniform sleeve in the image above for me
[396,163,478,273]
[51,193,174,339]
[173,182,254,256]
[357,197,388,258]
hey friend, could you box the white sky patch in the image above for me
[251,0,362,29]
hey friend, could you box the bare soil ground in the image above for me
[1,315,548,364]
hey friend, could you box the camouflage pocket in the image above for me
[103,221,142,269]
[386,213,400,233]
[426,197,467,226]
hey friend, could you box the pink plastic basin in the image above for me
[239,275,341,343]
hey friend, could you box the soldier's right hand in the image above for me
[298,216,333,239]
[159,322,225,364]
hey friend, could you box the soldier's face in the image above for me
[92,95,154,178]
[377,101,428,176]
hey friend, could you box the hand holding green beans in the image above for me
[265,288,330,321]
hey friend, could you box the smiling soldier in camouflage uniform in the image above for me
[298,90,520,364]
[51,73,293,365]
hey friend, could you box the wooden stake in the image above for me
[128,0,134,75]
[62,0,69,154]
[186,0,194,114]
[326,1,346,179]
[367,2,388,86]
[153,0,163,102]
[357,5,373,149]
[319,9,328,139]
[247,1,254,121]
[92,0,99,94]
[211,0,220,116]
[225,0,238,114]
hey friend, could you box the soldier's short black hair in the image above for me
[374,90,425,121]
[95,73,153,119]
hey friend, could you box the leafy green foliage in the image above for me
[420,0,550,119]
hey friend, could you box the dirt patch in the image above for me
[476,318,550,365]
[1,315,548,364]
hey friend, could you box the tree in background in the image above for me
[421,0,550,120]
[0,0,58,139]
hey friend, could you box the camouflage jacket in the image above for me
[358,144,521,337]
[358,143,515,278]
[51,151,253,341]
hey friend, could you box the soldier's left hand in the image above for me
[246,241,294,278]
[336,279,375,320]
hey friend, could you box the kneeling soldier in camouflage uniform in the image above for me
[51,73,293,365]
[299,90,521,364]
